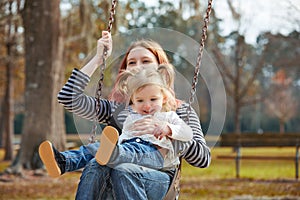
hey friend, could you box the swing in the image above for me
[90,0,213,199]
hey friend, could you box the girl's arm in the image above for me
[130,112,193,142]
[160,111,193,142]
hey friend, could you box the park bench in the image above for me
[217,133,300,179]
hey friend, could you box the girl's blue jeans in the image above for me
[61,142,98,172]
[61,141,170,200]
[61,138,164,172]
[108,137,164,169]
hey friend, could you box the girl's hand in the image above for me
[96,31,112,60]
[131,116,172,140]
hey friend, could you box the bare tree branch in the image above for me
[211,47,235,82]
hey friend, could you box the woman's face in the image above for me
[126,47,159,70]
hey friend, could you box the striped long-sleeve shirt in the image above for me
[57,68,211,168]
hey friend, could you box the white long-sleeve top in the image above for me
[120,111,193,168]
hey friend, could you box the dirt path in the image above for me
[0,170,300,200]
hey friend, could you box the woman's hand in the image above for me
[96,31,112,61]
[80,31,112,77]
[131,116,172,140]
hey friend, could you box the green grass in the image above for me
[190,147,297,179]
[179,147,299,200]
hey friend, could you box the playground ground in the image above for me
[0,147,299,200]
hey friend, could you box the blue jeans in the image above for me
[61,141,170,199]
[75,158,114,200]
[61,142,99,172]
[108,138,164,170]
[61,138,164,172]
[75,159,170,200]
[112,163,171,200]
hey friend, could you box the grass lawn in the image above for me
[0,147,299,199]
[179,147,299,199]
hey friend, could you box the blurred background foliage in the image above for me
[1,0,299,137]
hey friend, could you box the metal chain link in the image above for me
[90,0,118,143]
[107,0,117,33]
[90,0,211,141]
[187,0,213,122]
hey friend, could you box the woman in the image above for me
[40,31,211,199]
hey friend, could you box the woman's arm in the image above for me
[57,31,114,122]
[176,103,211,168]
[80,31,112,77]
[57,68,113,123]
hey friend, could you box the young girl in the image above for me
[95,64,193,170]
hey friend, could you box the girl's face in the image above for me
[131,84,165,115]
[126,47,159,70]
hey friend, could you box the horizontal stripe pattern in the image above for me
[57,68,211,168]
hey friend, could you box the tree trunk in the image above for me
[3,46,14,161]
[11,0,65,171]
[3,0,17,161]
[234,100,241,134]
[279,119,285,134]
[0,99,3,148]
[80,0,94,52]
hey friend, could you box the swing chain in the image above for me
[187,0,213,122]
[89,54,106,143]
[90,0,118,143]
[107,0,118,33]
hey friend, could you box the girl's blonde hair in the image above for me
[109,39,170,102]
[116,63,177,112]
